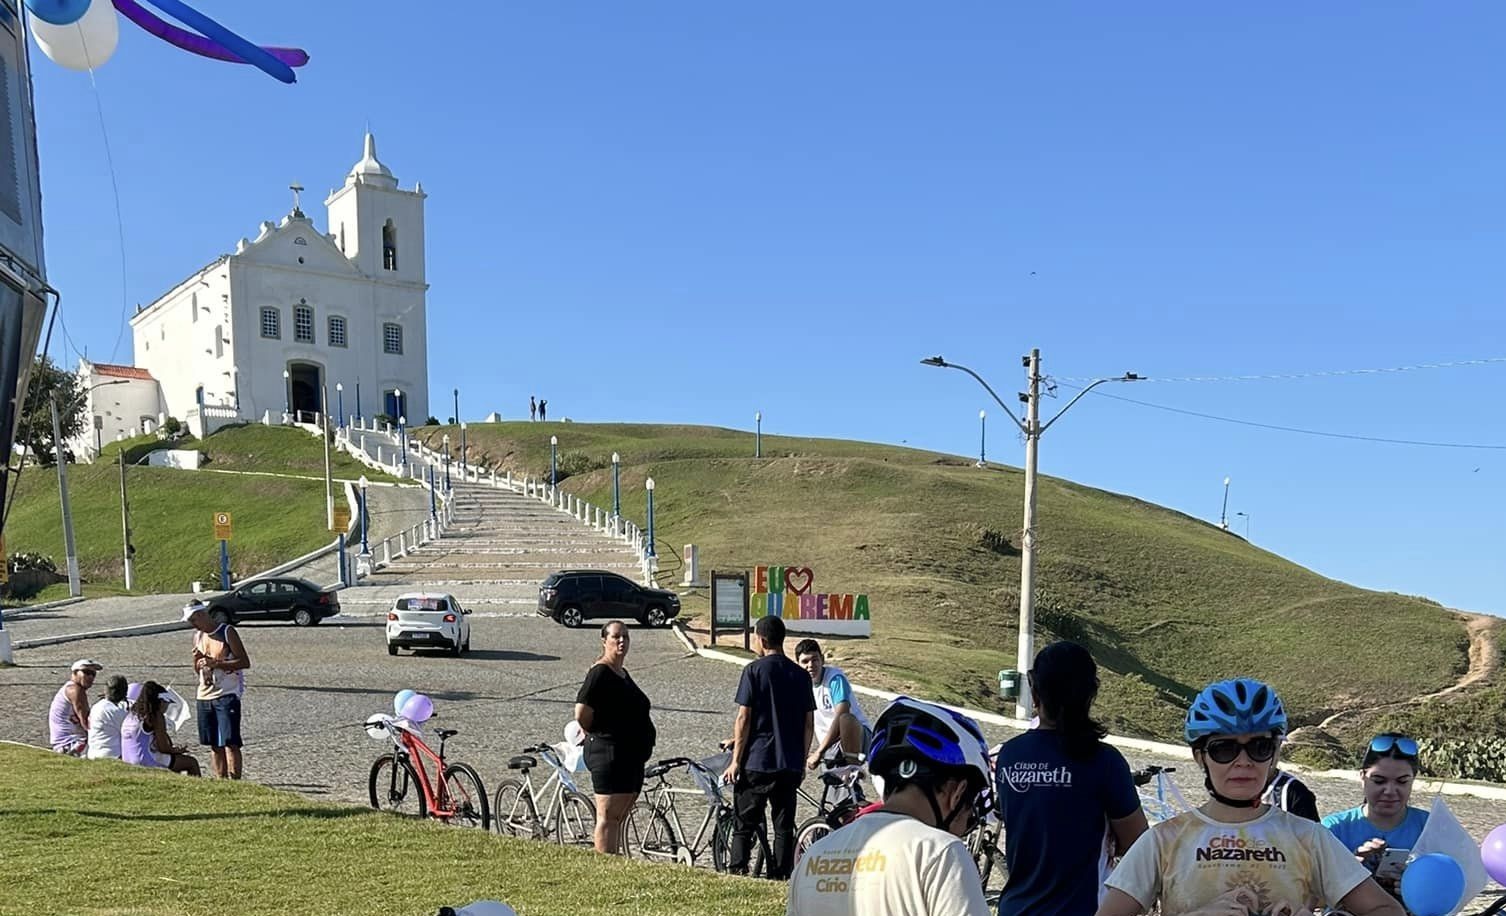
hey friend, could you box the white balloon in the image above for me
[564,720,584,746]
[29,0,118,72]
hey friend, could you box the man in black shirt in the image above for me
[723,615,815,879]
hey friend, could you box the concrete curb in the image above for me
[12,621,183,650]
[669,624,1506,802]
[2,596,88,620]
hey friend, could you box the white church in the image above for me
[71,134,430,460]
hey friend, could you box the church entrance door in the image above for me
[288,363,322,422]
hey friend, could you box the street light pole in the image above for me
[282,368,291,420]
[755,411,762,459]
[442,433,452,492]
[550,435,558,487]
[645,477,656,559]
[977,409,987,468]
[1235,511,1251,540]
[119,450,134,590]
[453,387,459,425]
[321,383,334,531]
[49,396,80,597]
[355,378,362,424]
[921,350,1141,719]
[1220,477,1232,530]
[336,383,344,429]
[460,421,467,478]
[358,475,370,556]
[611,451,621,525]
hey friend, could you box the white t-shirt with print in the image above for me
[786,811,989,916]
[812,665,870,745]
[1106,805,1372,916]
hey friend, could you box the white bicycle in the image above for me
[490,742,595,847]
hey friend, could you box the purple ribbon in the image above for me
[112,0,308,77]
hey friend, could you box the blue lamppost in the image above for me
[550,435,558,487]
[428,465,437,521]
[336,383,345,428]
[645,476,656,559]
[611,452,621,520]
[977,409,986,468]
[399,414,408,475]
[460,421,467,477]
[442,433,452,492]
[355,378,362,424]
[358,475,370,556]
[282,368,291,418]
[453,387,460,426]
[755,411,762,459]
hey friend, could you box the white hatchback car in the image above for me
[386,592,472,656]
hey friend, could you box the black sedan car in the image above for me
[203,577,341,626]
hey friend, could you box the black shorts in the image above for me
[584,735,645,796]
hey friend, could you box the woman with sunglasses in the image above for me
[1321,734,1429,896]
[1097,679,1403,916]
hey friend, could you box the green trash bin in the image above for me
[998,669,1020,701]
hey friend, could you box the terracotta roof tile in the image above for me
[92,363,155,381]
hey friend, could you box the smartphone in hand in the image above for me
[1375,847,1410,880]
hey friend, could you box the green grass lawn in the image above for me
[0,744,784,916]
[418,421,1475,744]
[4,425,404,597]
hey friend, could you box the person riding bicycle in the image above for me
[1096,678,1404,916]
[786,696,993,916]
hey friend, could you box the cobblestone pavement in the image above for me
[2,593,197,644]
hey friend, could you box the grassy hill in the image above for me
[415,421,1477,747]
[2,744,782,916]
[4,425,377,596]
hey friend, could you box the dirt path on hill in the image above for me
[1314,613,1498,729]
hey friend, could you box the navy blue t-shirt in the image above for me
[995,729,1140,916]
[733,653,815,773]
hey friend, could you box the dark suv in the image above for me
[538,570,681,628]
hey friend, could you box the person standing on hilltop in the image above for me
[538,399,547,422]
[530,396,537,421]
[995,641,1146,916]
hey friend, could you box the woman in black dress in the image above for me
[575,619,656,854]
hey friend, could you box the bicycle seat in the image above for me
[435,729,458,740]
[508,755,537,770]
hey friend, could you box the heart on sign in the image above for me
[784,567,814,596]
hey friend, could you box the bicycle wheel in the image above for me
[554,790,596,847]
[968,823,1000,887]
[368,754,426,819]
[438,762,489,830]
[632,806,680,863]
[794,816,832,869]
[710,808,769,877]
[491,777,541,839]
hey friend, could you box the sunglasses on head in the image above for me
[1367,735,1418,759]
[1204,735,1279,765]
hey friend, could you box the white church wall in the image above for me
[66,370,165,462]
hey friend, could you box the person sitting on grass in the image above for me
[122,681,201,776]
[86,674,131,760]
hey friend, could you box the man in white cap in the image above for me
[184,600,251,779]
[48,659,102,755]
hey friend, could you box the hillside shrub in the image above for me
[9,551,57,574]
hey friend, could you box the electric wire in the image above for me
[1055,356,1506,385]
[1059,382,1506,451]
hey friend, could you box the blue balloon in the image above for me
[23,0,92,26]
[1400,852,1466,916]
[394,689,416,716]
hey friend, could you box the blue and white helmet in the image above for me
[1185,678,1287,744]
[869,696,992,794]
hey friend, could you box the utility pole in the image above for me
[48,396,81,597]
[321,383,334,530]
[1017,349,1042,719]
[1220,477,1231,530]
[119,450,134,590]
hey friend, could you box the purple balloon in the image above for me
[400,693,434,724]
[1483,824,1506,886]
[126,681,142,702]
[112,0,308,71]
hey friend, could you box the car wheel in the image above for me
[644,606,668,628]
[450,640,462,658]
[560,606,584,628]
[387,644,398,656]
[210,609,232,627]
[293,608,314,627]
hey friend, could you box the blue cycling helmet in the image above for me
[869,696,992,791]
[1184,678,1287,744]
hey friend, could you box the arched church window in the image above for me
[382,219,398,271]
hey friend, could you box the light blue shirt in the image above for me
[1322,805,1429,853]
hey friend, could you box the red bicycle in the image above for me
[367,716,489,830]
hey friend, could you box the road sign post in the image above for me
[213,513,233,589]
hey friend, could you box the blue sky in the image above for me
[29,2,1506,613]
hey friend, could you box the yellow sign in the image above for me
[331,506,351,532]
[213,512,232,541]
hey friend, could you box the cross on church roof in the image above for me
[290,182,305,218]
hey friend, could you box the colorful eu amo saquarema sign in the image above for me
[750,565,871,638]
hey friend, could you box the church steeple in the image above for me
[347,132,397,189]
